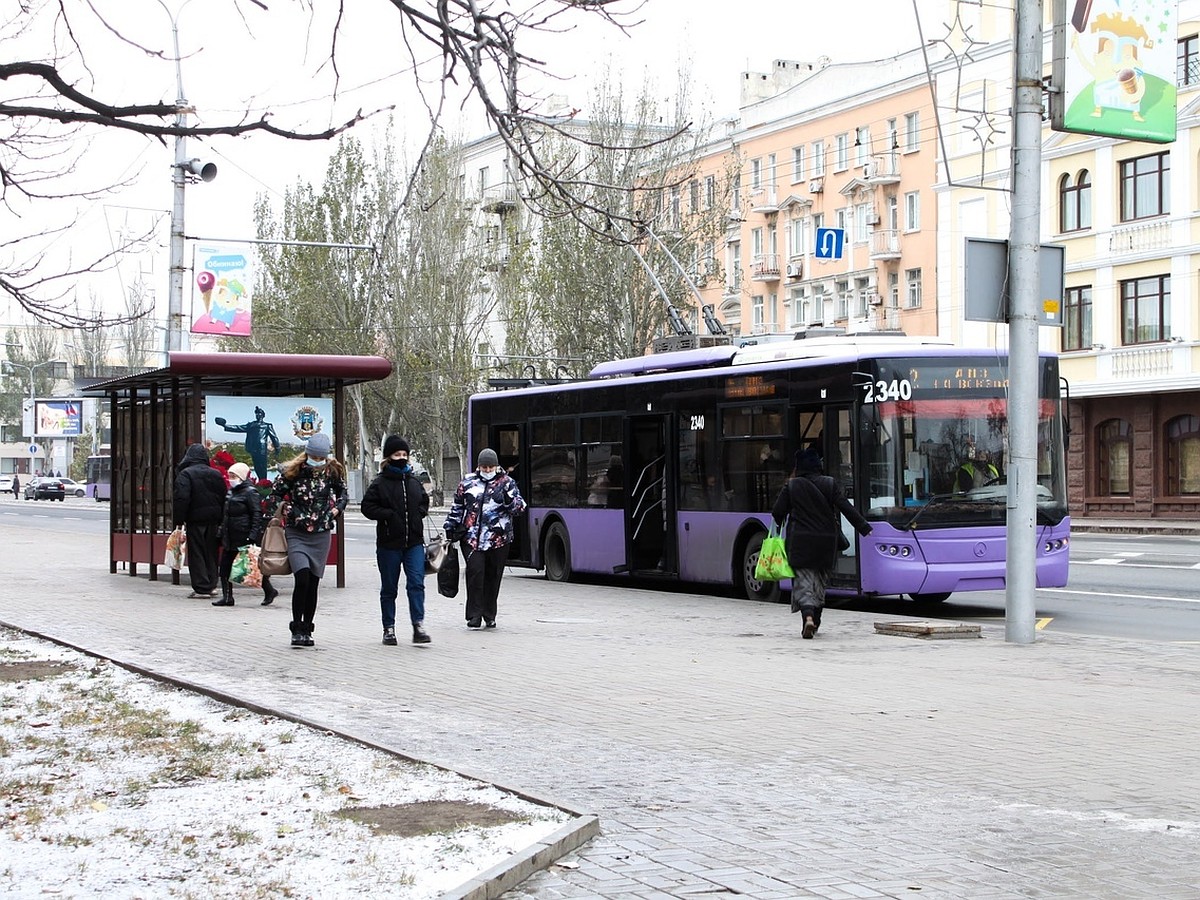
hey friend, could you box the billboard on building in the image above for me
[1051,0,1178,143]
[33,400,84,437]
[191,243,255,337]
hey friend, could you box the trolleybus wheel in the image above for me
[908,591,951,603]
[543,521,573,583]
[740,531,781,603]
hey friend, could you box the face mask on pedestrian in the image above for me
[229,477,242,487]
[307,457,327,468]
[389,453,409,469]
[479,467,498,481]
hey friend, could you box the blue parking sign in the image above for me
[815,227,845,260]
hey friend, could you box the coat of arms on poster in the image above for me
[1051,0,1178,144]
[191,243,255,336]
[204,396,334,484]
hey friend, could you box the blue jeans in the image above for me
[377,544,426,629]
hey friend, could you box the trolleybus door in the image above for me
[625,415,676,576]
[494,424,532,565]
[794,404,860,587]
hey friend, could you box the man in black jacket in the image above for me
[772,449,873,639]
[173,443,228,598]
[361,435,431,645]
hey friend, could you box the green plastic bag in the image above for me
[229,545,262,588]
[753,524,794,581]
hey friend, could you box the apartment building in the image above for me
[934,1,1200,520]
[689,55,940,340]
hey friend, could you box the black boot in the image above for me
[289,621,305,647]
[261,577,278,607]
[301,622,315,647]
[801,608,817,639]
[412,622,431,644]
[212,581,235,606]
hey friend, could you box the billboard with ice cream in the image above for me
[191,243,255,336]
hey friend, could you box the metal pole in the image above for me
[162,1,195,353]
[1006,0,1043,644]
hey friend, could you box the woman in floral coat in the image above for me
[256,433,347,647]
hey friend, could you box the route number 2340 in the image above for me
[860,378,912,403]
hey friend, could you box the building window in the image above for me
[835,134,849,171]
[730,173,741,213]
[478,166,489,195]
[855,126,870,166]
[904,112,920,152]
[812,141,826,177]
[1178,35,1200,86]
[689,180,700,215]
[750,158,762,191]
[751,295,764,330]
[835,207,848,231]
[1119,152,1169,221]
[705,175,716,210]
[835,279,849,320]
[1059,170,1092,232]
[792,146,806,182]
[1165,415,1200,495]
[1097,418,1132,496]
[1063,285,1093,351]
[888,272,899,308]
[853,202,871,243]
[904,191,920,231]
[905,268,922,308]
[727,241,741,292]
[1120,275,1170,344]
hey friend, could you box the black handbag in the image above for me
[437,545,460,598]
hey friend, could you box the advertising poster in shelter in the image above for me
[205,396,333,485]
[191,243,255,336]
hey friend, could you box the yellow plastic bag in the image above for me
[753,524,793,581]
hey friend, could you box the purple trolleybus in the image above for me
[468,333,1070,603]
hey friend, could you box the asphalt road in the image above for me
[7,497,1198,643]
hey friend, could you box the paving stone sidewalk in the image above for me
[1,520,1198,899]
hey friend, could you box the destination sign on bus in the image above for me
[724,375,777,399]
[862,365,1012,403]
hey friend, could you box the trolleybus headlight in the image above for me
[900,546,912,557]
[888,545,899,556]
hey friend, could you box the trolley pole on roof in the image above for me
[1005,0,1043,644]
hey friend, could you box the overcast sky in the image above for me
[3,0,945,331]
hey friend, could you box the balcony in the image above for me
[480,183,519,214]
[863,153,901,184]
[869,229,901,260]
[1107,219,1172,257]
[751,254,780,281]
[749,186,779,214]
[1070,341,1200,396]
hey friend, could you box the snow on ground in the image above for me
[0,628,570,898]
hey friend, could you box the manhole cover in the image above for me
[874,621,981,639]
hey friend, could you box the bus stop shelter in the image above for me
[86,352,392,588]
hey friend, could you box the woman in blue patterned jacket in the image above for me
[443,448,526,630]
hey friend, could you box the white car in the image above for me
[57,478,87,498]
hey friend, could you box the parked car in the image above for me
[24,477,66,501]
[57,477,87,498]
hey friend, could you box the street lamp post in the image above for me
[1,354,65,443]
[157,0,215,354]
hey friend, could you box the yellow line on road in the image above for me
[1036,617,1053,630]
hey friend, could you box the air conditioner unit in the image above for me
[785,262,802,278]
[808,178,824,193]
[867,292,883,306]
[865,211,880,225]
[863,162,875,178]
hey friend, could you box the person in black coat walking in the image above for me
[213,463,279,607]
[772,448,872,639]
[361,435,432,645]
[173,443,228,598]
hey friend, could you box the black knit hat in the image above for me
[794,448,823,474]
[382,435,409,457]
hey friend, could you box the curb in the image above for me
[442,815,602,900]
[0,620,600,899]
